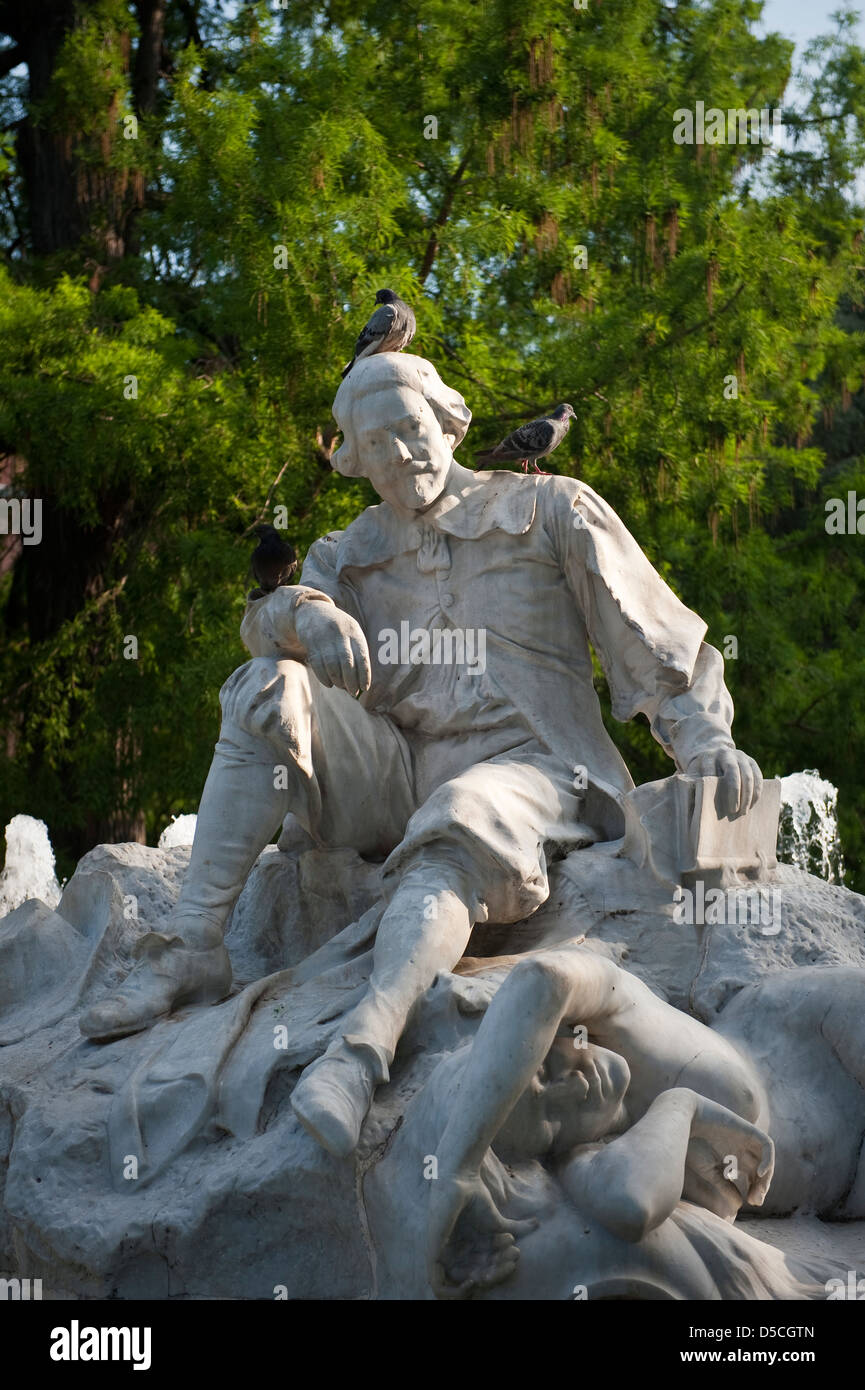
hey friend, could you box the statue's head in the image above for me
[495,1039,631,1161]
[331,352,471,512]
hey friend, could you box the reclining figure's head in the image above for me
[496,1039,631,1161]
[331,352,472,512]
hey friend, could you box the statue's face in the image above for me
[496,1039,630,1160]
[542,1039,630,1154]
[349,384,453,511]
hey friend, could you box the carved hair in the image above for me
[331,352,472,477]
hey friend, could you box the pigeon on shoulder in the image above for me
[248,524,298,600]
[341,289,416,378]
[474,403,576,473]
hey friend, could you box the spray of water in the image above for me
[158,814,197,849]
[777,769,845,883]
[0,814,62,916]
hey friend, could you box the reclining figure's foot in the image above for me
[80,931,232,1041]
[291,1039,379,1158]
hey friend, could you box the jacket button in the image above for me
[441,592,455,607]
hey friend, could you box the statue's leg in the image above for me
[167,739,294,951]
[291,751,585,1157]
[291,846,478,1156]
[80,657,413,1041]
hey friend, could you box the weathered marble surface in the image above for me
[0,832,862,1299]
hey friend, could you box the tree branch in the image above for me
[432,337,544,413]
[654,281,745,352]
[418,147,473,285]
[242,459,291,535]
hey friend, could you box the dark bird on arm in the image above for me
[248,524,298,600]
[341,288,416,378]
[474,403,577,473]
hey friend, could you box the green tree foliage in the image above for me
[0,0,864,883]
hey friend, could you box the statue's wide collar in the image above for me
[332,463,538,573]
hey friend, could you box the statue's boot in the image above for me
[80,743,289,1041]
[291,1037,387,1158]
[79,931,232,1040]
[292,861,476,1156]
[165,745,292,949]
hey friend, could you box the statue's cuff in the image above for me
[667,714,735,772]
[241,585,334,658]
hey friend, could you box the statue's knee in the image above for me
[509,956,571,1012]
[220,657,312,745]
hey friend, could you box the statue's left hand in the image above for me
[686,747,763,821]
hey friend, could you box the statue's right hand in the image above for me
[294,601,371,697]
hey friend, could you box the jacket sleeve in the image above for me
[546,479,736,772]
[239,534,347,660]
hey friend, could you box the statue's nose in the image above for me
[394,437,413,463]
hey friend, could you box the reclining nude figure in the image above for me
[81,351,762,1158]
[367,946,863,1299]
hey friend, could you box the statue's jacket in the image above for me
[241,465,735,840]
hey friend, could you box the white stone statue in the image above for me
[367,946,865,1299]
[80,351,763,1163]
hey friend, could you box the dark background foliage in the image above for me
[1,0,863,885]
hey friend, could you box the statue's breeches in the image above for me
[217,657,599,923]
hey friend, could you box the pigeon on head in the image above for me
[474,403,576,474]
[341,289,416,378]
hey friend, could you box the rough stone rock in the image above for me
[0,838,863,1299]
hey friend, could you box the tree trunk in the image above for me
[0,0,164,260]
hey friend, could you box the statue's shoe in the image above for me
[79,932,232,1041]
[291,1040,378,1158]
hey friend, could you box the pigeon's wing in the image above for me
[353,302,398,356]
[401,302,417,344]
[476,416,557,461]
[506,417,558,456]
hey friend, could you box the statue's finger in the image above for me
[584,1059,602,1103]
[718,756,741,820]
[501,1215,538,1236]
[318,651,342,688]
[352,636,372,692]
[738,756,754,817]
[750,760,763,810]
[337,641,360,696]
[310,655,334,688]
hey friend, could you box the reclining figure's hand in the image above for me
[294,600,371,697]
[682,1090,774,1221]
